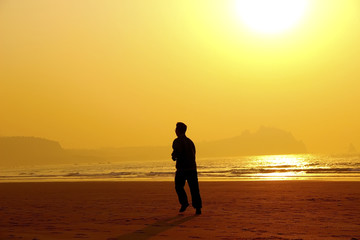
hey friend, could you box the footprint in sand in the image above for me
[74,233,88,239]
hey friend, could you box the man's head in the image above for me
[175,122,187,136]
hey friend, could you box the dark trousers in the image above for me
[175,170,202,209]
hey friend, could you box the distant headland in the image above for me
[0,127,307,167]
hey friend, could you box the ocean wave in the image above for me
[2,167,360,180]
[1,154,360,181]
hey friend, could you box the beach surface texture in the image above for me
[0,181,359,240]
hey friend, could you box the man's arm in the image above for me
[172,139,179,161]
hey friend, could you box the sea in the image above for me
[1,154,360,182]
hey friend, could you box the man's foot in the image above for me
[195,208,202,215]
[179,204,189,213]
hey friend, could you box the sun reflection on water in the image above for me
[248,155,310,180]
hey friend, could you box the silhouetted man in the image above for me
[172,122,202,215]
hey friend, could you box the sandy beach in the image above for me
[0,181,359,240]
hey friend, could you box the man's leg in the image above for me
[175,171,189,209]
[187,170,202,210]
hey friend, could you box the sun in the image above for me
[235,0,309,35]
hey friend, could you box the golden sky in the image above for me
[1,0,359,153]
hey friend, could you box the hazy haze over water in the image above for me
[1,0,360,153]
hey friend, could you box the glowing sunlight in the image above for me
[235,0,309,34]
[249,155,310,179]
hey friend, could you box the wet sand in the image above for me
[0,181,359,240]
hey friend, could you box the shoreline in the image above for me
[1,176,360,183]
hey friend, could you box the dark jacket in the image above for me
[172,135,196,170]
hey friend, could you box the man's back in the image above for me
[172,135,196,170]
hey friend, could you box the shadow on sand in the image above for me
[110,215,197,240]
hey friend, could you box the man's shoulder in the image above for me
[185,136,194,143]
[173,136,194,144]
